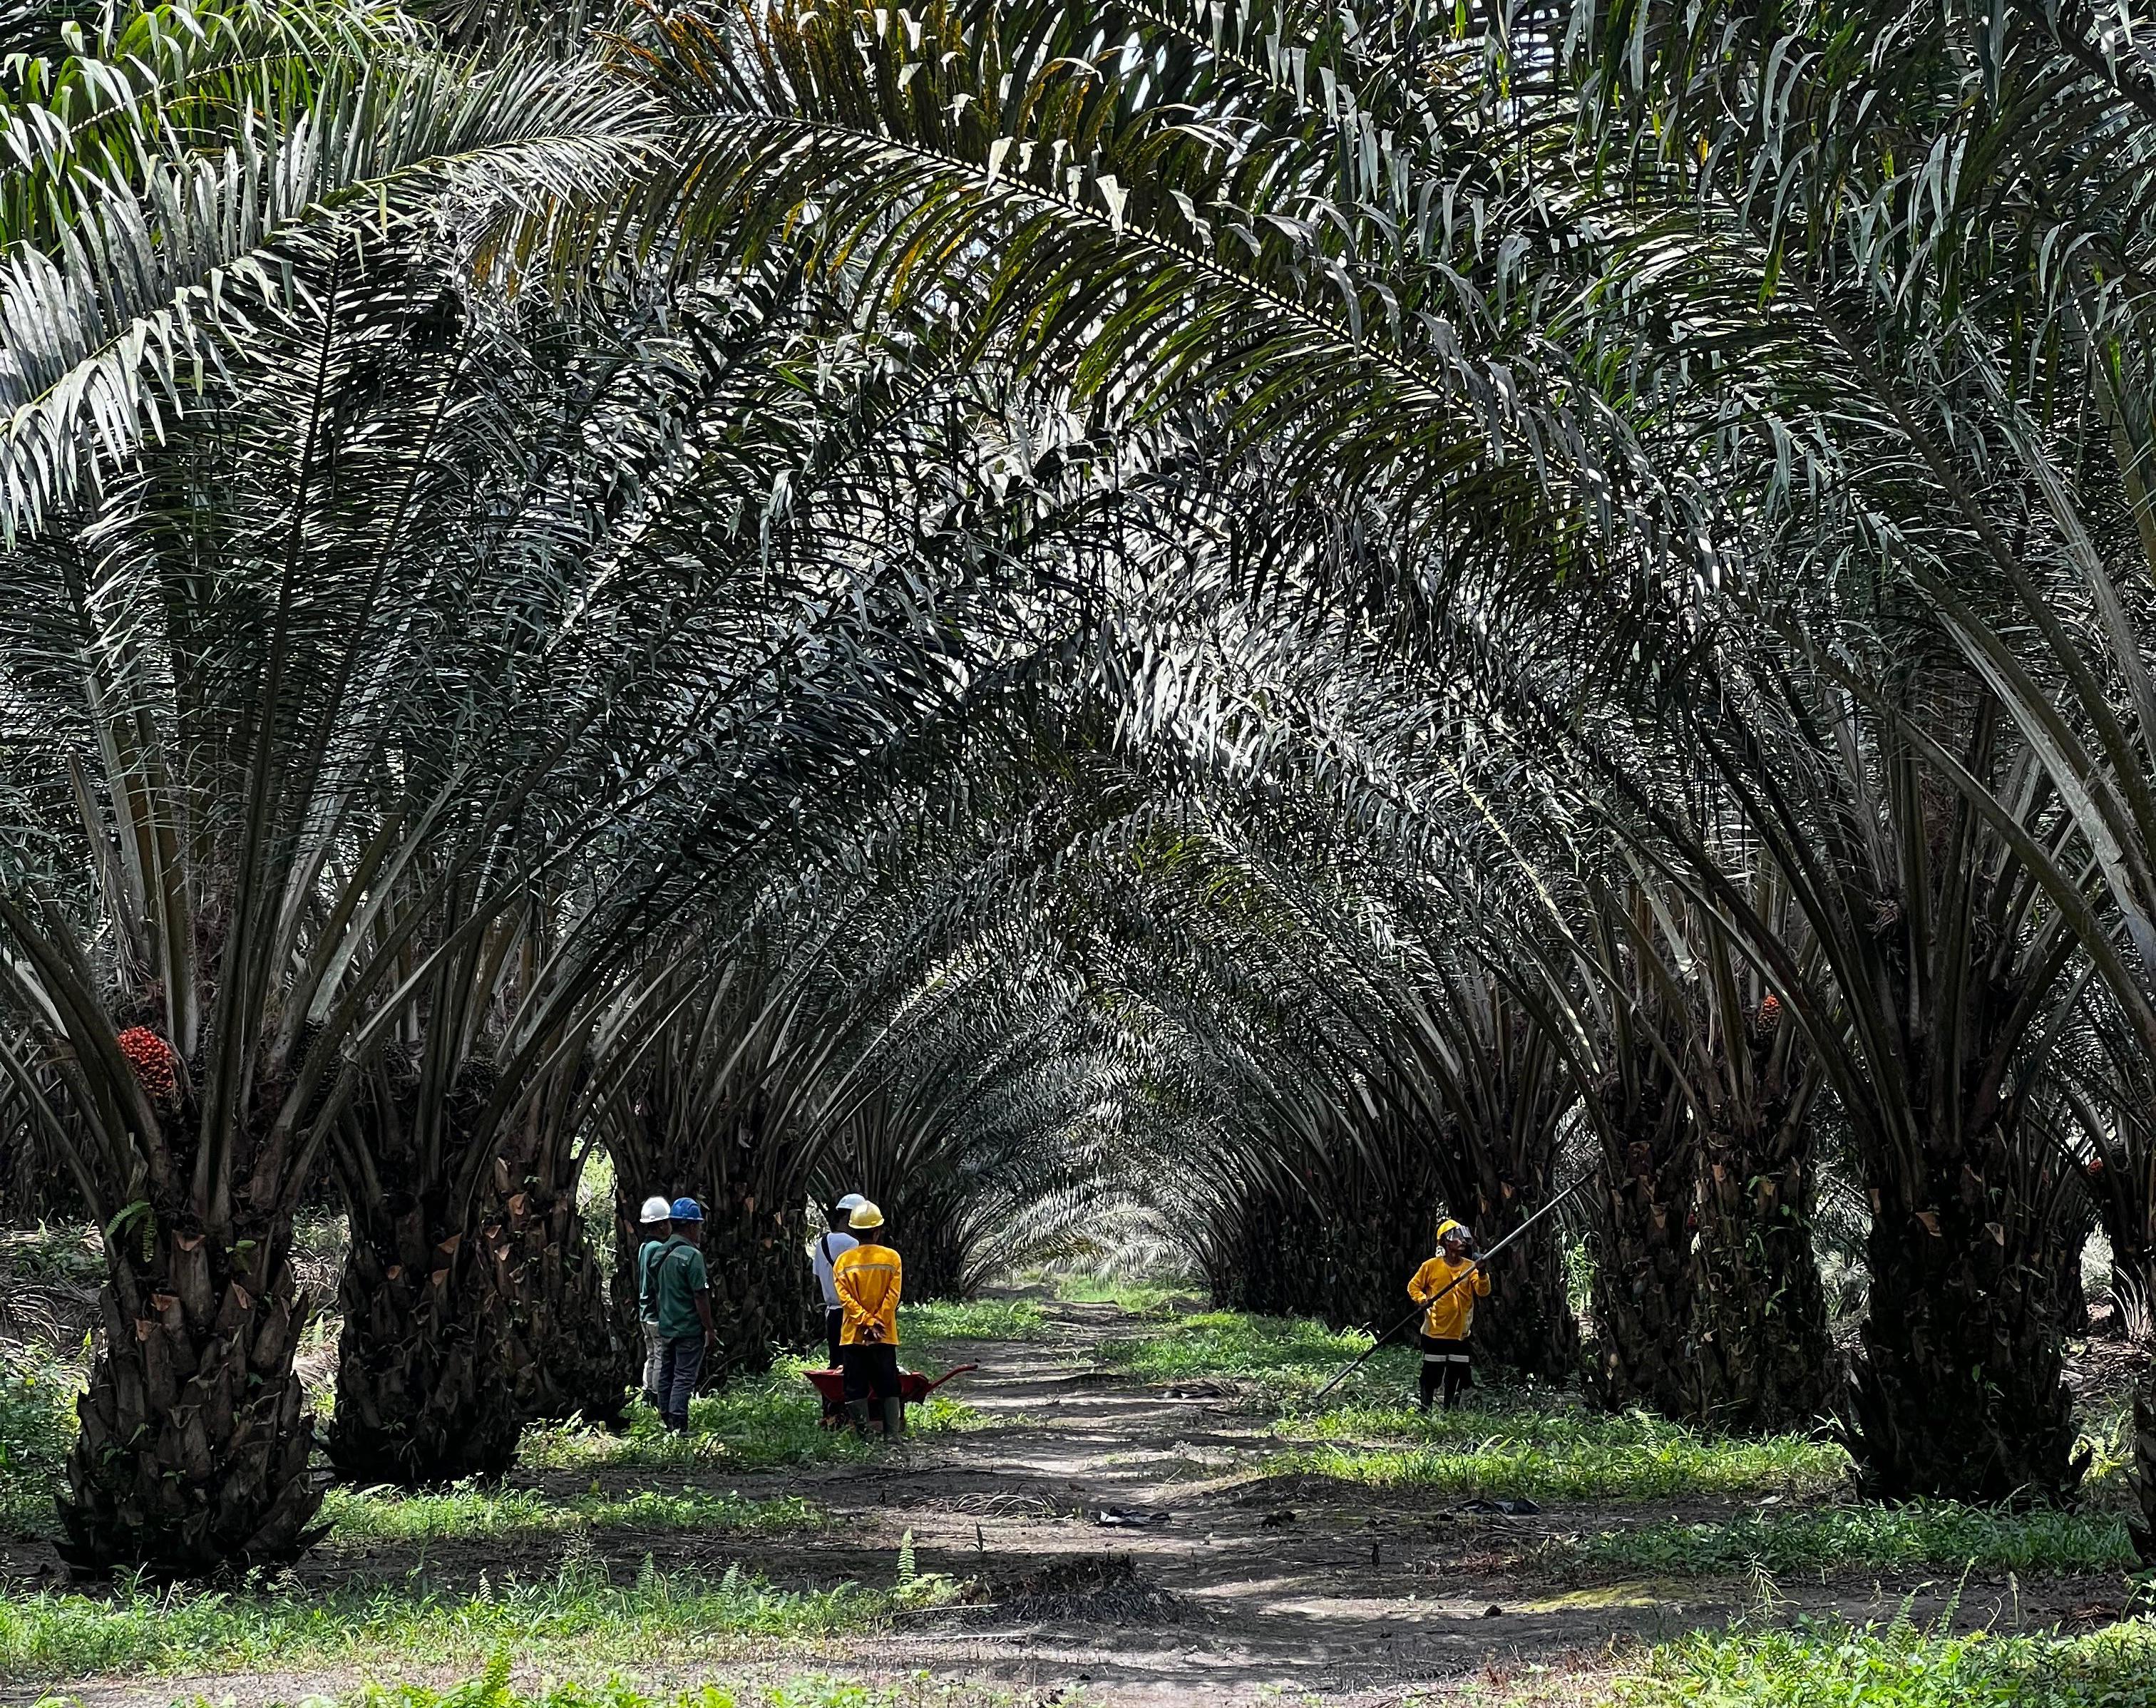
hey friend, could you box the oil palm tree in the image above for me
[0,56,661,1568]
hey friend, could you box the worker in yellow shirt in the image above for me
[833,1200,904,1436]
[1407,1218,1491,1411]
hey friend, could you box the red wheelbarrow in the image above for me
[804,1362,975,1424]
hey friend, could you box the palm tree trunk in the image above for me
[1847,1123,2086,1502]
[496,1179,630,1426]
[1472,1179,1579,1381]
[1329,1198,1442,1337]
[1587,1096,1700,1415]
[2131,1373,2156,1566]
[702,1183,816,1372]
[896,1213,969,1303]
[1210,1183,1328,1316]
[1313,1138,1445,1336]
[58,1205,320,1574]
[1689,1128,1836,1431]
[329,1184,521,1485]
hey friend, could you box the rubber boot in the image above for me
[846,1399,872,1434]
[881,1396,905,1438]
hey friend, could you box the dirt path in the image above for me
[707,1303,2121,1703]
[29,1302,2132,1708]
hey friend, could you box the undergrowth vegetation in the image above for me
[1555,1506,2140,1578]
[0,1349,76,1539]
[522,1359,982,1473]
[351,1657,1031,1708]
[320,1486,822,1545]
[1044,1277,1188,1315]
[1270,1429,1844,1502]
[1095,1309,1410,1401]
[0,1559,891,1682]
[899,1299,1046,1343]
[1612,1614,2156,1707]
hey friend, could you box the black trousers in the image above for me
[825,1307,844,1367]
[655,1332,706,1430]
[1419,1334,1472,1410]
[841,1341,901,1403]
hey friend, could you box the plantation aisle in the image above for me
[16,1299,2137,1708]
[792,1303,2120,1702]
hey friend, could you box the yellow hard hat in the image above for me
[848,1200,885,1230]
[1436,1218,1469,1245]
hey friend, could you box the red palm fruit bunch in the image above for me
[117,1027,180,1108]
[1755,993,1782,1036]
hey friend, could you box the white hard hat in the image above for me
[835,1193,867,1210]
[639,1195,672,1224]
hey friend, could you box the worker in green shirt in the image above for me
[650,1197,716,1432]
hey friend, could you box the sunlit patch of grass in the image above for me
[0,1558,885,1682]
[520,1358,986,1473]
[900,1298,1045,1342]
[1271,1436,1837,1502]
[1096,1309,1412,1402]
[1612,1614,2156,1707]
[1552,1503,2136,1578]
[351,1655,1058,1708]
[1271,1401,1848,1501]
[1045,1275,1186,1315]
[322,1484,822,1545]
[1295,1388,1851,1496]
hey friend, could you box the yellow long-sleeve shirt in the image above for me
[1408,1253,1490,1339]
[833,1242,902,1347]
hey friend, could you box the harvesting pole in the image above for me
[1308,1174,1590,1404]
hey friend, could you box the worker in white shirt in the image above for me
[811,1193,866,1420]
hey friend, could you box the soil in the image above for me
[12,1301,2142,1707]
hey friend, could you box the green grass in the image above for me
[1270,1435,1842,1503]
[1556,1504,2138,1578]
[1042,1275,1185,1315]
[1280,1399,1851,1499]
[0,1558,890,1682]
[521,1359,985,1473]
[322,1485,822,1545]
[1096,1308,1402,1401]
[898,1298,1044,1342]
[354,1660,1047,1708]
[1612,1615,2156,1707]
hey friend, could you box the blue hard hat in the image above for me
[669,1197,704,1223]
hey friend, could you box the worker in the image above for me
[832,1200,903,1437]
[650,1196,717,1433]
[1407,1217,1489,1411]
[811,1193,866,1421]
[635,1194,674,1409]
